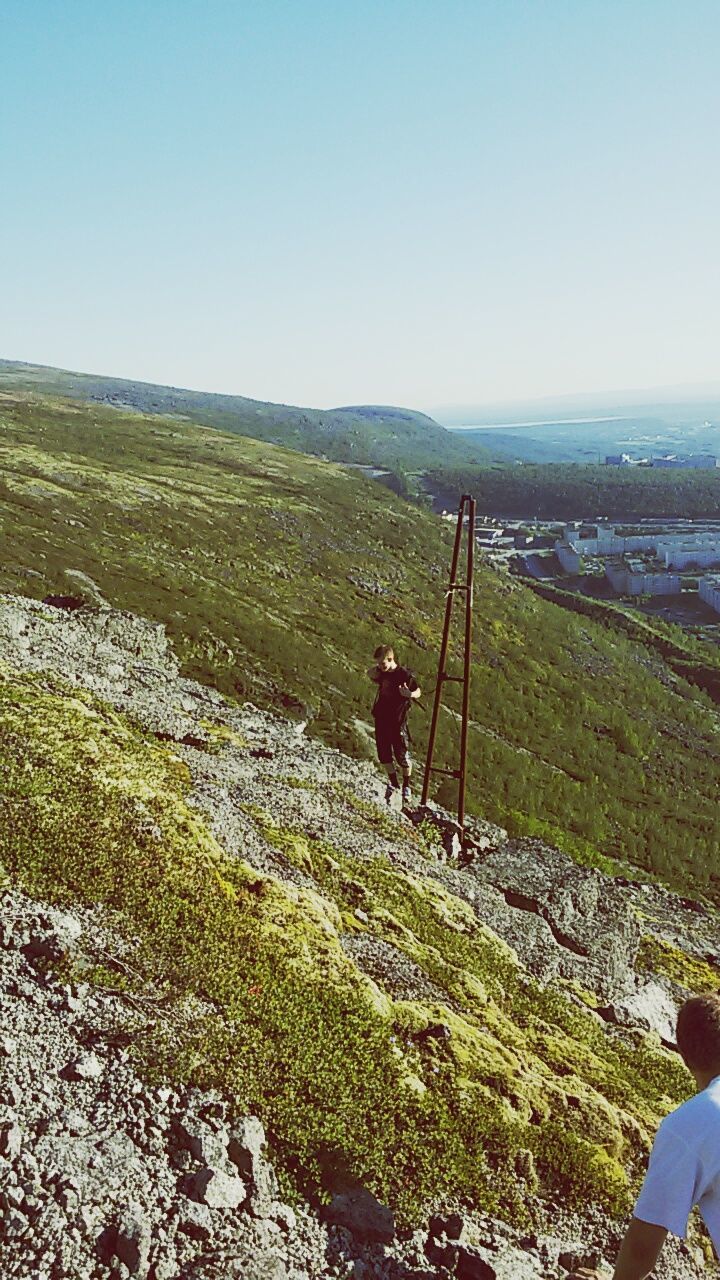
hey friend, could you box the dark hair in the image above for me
[676,994,720,1072]
[373,644,394,660]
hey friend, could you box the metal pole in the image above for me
[457,497,475,832]
[421,496,466,806]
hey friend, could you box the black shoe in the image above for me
[384,782,398,804]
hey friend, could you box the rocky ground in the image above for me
[0,880,641,1280]
[0,592,718,1278]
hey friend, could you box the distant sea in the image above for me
[447,416,632,431]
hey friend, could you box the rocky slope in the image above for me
[1,592,718,1278]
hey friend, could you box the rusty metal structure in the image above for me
[421,493,476,836]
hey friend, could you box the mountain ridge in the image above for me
[0,359,491,471]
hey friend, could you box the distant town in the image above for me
[444,510,720,641]
[604,452,718,468]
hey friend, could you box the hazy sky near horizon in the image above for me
[2,0,718,413]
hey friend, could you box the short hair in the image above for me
[676,994,720,1072]
[373,644,394,661]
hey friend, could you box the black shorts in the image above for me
[374,720,411,768]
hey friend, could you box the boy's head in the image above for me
[373,644,395,671]
[676,994,720,1081]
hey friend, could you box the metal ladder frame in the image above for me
[421,493,476,836]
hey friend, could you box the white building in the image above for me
[605,557,682,595]
[699,575,720,614]
[658,543,720,571]
[651,454,717,469]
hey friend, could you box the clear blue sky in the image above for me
[1,0,718,412]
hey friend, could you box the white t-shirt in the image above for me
[634,1075,720,1252]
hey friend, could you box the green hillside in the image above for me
[0,359,491,470]
[2,386,720,898]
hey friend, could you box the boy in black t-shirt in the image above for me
[367,643,421,806]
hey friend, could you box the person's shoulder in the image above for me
[660,1088,720,1141]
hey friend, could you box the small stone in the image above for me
[171,1114,228,1166]
[186,1167,247,1210]
[227,1114,266,1174]
[177,1199,213,1240]
[559,1251,605,1274]
[58,1185,80,1213]
[3,1208,30,1237]
[271,1201,297,1233]
[0,1119,22,1158]
[3,1183,23,1208]
[247,1156,279,1217]
[23,1191,44,1217]
[0,1081,22,1106]
[115,1201,151,1274]
[63,1052,104,1081]
[78,1206,97,1235]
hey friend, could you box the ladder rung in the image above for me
[441,674,465,683]
[446,584,469,592]
[428,766,461,778]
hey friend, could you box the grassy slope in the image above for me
[0,360,492,470]
[0,661,694,1224]
[1,388,720,897]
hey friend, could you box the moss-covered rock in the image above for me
[0,648,696,1228]
[637,935,720,994]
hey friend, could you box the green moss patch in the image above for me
[250,817,695,1217]
[638,935,720,994]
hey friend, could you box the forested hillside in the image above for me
[2,387,720,898]
[427,461,720,518]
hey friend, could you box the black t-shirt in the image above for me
[372,664,419,724]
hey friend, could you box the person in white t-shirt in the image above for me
[612,993,720,1279]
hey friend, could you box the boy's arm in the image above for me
[367,665,381,682]
[612,1121,698,1280]
[612,1218,667,1280]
